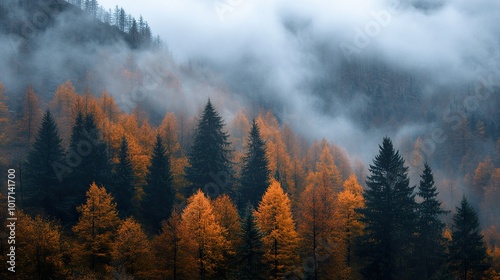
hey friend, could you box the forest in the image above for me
[0,0,500,279]
[0,82,498,279]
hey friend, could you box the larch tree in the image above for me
[142,134,174,233]
[16,212,65,280]
[237,205,266,280]
[153,207,183,280]
[49,81,78,143]
[240,119,271,208]
[449,196,490,280]
[254,179,300,280]
[212,194,242,279]
[358,137,418,280]
[99,91,120,123]
[179,190,229,280]
[299,171,344,280]
[112,218,154,279]
[24,110,65,217]
[111,136,135,218]
[18,85,42,144]
[72,182,120,274]
[416,163,449,279]
[336,174,365,273]
[185,99,234,199]
[315,145,343,193]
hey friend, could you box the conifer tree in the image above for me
[185,100,234,199]
[24,110,65,217]
[254,179,300,280]
[416,163,449,279]
[112,136,135,218]
[18,85,42,144]
[358,137,418,279]
[142,134,174,233]
[0,83,10,148]
[72,183,120,274]
[449,196,490,280]
[112,218,154,279]
[153,207,183,280]
[179,190,229,280]
[240,119,271,208]
[237,205,266,280]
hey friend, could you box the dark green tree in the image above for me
[237,205,266,280]
[184,99,234,199]
[416,163,449,279]
[24,110,64,217]
[358,137,418,280]
[142,134,174,233]
[63,112,111,225]
[240,119,271,208]
[449,196,490,280]
[111,136,135,218]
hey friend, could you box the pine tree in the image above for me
[112,136,135,218]
[449,196,490,280]
[24,110,65,217]
[254,179,300,280]
[240,119,271,208]
[179,190,229,280]
[416,163,449,279]
[142,134,174,233]
[72,183,120,274]
[358,137,418,279]
[237,205,266,280]
[185,99,234,199]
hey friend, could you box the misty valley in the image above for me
[0,0,499,280]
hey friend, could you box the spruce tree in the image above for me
[237,205,266,280]
[142,134,174,233]
[112,136,135,218]
[449,196,490,280]
[64,112,112,225]
[416,163,449,279]
[240,119,271,208]
[24,110,64,217]
[358,137,418,279]
[184,99,234,199]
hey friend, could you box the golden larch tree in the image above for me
[49,80,78,142]
[112,217,154,279]
[336,174,365,276]
[16,212,65,279]
[179,189,230,279]
[153,207,183,280]
[99,91,121,123]
[72,182,120,274]
[255,179,300,280]
[18,85,42,144]
[298,170,343,280]
[0,83,10,152]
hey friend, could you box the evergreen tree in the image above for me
[449,196,490,280]
[416,163,449,279]
[237,205,266,280]
[24,110,64,217]
[240,119,271,208]
[112,136,135,218]
[64,112,111,224]
[142,134,174,233]
[358,137,418,279]
[185,100,234,199]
